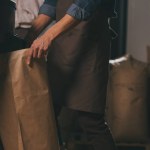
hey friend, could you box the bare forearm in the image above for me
[26,14,80,64]
[43,14,80,40]
[31,14,52,34]
[25,14,53,45]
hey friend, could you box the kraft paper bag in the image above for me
[107,55,149,143]
[0,49,59,150]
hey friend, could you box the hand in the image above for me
[26,14,80,65]
[26,34,53,65]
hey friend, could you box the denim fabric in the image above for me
[39,0,102,20]
[39,3,56,18]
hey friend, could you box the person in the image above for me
[0,0,25,53]
[26,0,117,149]
[15,0,44,39]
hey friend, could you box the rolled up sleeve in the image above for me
[67,0,102,21]
[39,0,57,19]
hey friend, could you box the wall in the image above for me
[126,0,150,62]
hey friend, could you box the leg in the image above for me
[0,140,3,150]
[53,103,65,148]
[77,111,117,150]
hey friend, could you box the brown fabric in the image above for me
[106,55,149,143]
[47,0,112,113]
[147,46,150,63]
[0,49,59,150]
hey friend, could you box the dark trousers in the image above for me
[15,27,29,40]
[0,140,3,150]
[75,111,116,150]
[55,105,117,150]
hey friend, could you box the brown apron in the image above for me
[48,0,112,113]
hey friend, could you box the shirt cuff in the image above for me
[66,3,91,21]
[39,3,56,19]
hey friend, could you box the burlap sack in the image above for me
[106,55,149,143]
[0,49,59,150]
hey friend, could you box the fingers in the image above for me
[33,46,38,58]
[37,48,43,58]
[32,38,49,59]
[26,36,51,64]
[31,40,39,58]
[37,40,45,58]
[26,48,33,65]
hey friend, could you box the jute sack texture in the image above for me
[106,55,149,143]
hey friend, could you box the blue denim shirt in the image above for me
[39,0,103,21]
